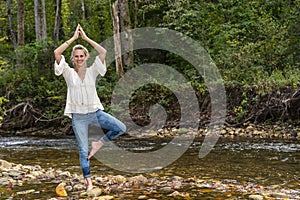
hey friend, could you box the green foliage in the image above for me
[15,40,54,70]
[0,64,67,118]
[0,39,66,119]
[63,0,112,42]
[234,92,248,122]
[160,0,299,87]
[0,96,9,127]
[136,0,169,27]
[0,0,300,124]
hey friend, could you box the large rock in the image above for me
[87,187,102,197]
[0,177,12,185]
[128,175,148,185]
[0,159,13,169]
[55,182,68,197]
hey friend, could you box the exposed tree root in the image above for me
[0,102,64,134]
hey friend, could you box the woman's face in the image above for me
[73,49,87,67]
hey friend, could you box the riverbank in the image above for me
[1,123,300,141]
[0,158,299,200]
[2,85,300,139]
[157,123,300,140]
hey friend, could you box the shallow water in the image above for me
[0,135,299,199]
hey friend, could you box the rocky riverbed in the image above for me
[0,157,299,200]
[0,124,299,199]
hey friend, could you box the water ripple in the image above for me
[217,141,300,153]
[0,136,299,153]
[0,136,77,150]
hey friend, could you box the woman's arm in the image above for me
[79,25,107,64]
[54,25,80,64]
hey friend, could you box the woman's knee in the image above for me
[120,122,127,133]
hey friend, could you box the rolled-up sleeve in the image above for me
[54,55,69,76]
[91,56,107,77]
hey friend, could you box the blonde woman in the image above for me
[54,24,126,191]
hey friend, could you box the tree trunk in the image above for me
[34,0,40,41]
[17,0,24,46]
[41,0,47,40]
[112,1,124,79]
[134,0,138,28]
[97,1,105,35]
[118,0,134,67]
[81,0,85,20]
[34,0,47,41]
[7,0,17,49]
[53,0,62,45]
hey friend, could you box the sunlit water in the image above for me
[0,135,299,199]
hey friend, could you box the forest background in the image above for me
[0,0,300,135]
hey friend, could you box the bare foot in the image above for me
[85,178,93,191]
[88,141,103,159]
[86,184,93,191]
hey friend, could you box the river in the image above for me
[0,135,299,199]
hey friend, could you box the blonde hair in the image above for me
[70,44,90,65]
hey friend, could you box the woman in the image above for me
[54,24,126,191]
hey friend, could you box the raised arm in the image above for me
[79,25,107,63]
[54,25,80,64]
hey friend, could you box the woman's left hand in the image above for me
[78,25,88,40]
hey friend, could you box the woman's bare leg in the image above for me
[85,177,93,191]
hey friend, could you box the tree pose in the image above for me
[54,24,126,191]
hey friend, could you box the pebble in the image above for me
[159,186,173,192]
[65,185,73,191]
[249,194,264,200]
[271,192,289,198]
[73,183,86,191]
[16,189,35,195]
[248,194,264,200]
[138,195,148,199]
[96,195,114,200]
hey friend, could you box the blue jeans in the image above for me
[72,110,126,178]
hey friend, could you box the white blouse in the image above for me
[54,55,107,118]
